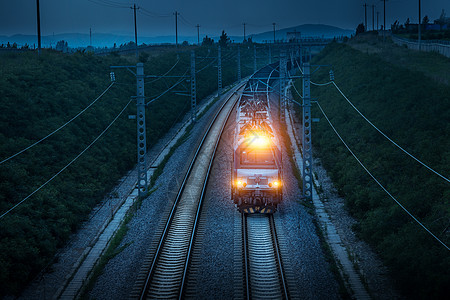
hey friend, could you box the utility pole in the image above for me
[237,45,241,81]
[174,11,180,47]
[136,63,148,197]
[218,45,222,96]
[243,22,247,41]
[36,0,41,55]
[418,0,421,50]
[364,3,368,31]
[253,45,257,73]
[372,5,375,31]
[272,22,276,43]
[133,4,138,58]
[196,24,200,45]
[279,49,286,122]
[191,51,196,122]
[90,27,92,46]
[302,62,312,201]
[383,0,386,41]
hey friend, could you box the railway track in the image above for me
[242,213,289,300]
[130,84,244,299]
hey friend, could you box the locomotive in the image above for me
[232,78,282,214]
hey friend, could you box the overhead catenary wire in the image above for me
[0,82,116,165]
[0,98,133,220]
[315,101,450,251]
[146,69,189,106]
[330,80,449,184]
[87,0,129,9]
[146,58,180,85]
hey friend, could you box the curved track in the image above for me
[243,214,289,300]
[131,84,244,300]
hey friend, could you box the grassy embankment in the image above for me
[292,37,450,298]
[0,44,257,296]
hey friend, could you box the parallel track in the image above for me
[131,84,244,300]
[243,214,289,300]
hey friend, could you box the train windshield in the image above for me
[240,148,275,165]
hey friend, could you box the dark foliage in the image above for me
[293,42,450,298]
[0,45,256,296]
[356,23,365,35]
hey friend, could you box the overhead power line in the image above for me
[146,58,180,85]
[146,69,189,106]
[87,0,129,9]
[331,81,450,184]
[315,101,450,251]
[0,98,133,220]
[0,82,116,165]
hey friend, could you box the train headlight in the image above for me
[269,180,281,188]
[236,180,247,188]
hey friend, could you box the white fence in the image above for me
[392,35,450,58]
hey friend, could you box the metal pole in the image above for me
[134,4,138,58]
[372,5,375,31]
[218,45,222,96]
[364,3,367,30]
[418,0,421,50]
[90,28,92,46]
[272,23,276,43]
[302,63,312,201]
[383,0,386,41]
[253,45,257,73]
[174,11,179,47]
[36,0,41,55]
[196,24,200,45]
[191,51,196,122]
[279,49,286,122]
[237,45,241,81]
[243,23,246,41]
[136,63,148,197]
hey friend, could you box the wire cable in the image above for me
[315,101,450,251]
[331,81,449,183]
[146,69,189,106]
[311,81,333,86]
[145,58,180,85]
[0,98,133,220]
[87,0,129,9]
[291,82,304,99]
[196,57,217,74]
[0,82,115,165]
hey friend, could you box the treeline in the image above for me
[292,43,450,298]
[0,45,255,296]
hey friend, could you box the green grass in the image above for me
[303,40,450,298]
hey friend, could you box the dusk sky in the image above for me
[1,0,449,37]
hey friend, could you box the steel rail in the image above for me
[137,83,245,299]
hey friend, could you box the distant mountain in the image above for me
[248,24,354,42]
[0,33,196,48]
[0,24,354,48]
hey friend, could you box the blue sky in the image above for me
[0,0,449,37]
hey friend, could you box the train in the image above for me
[232,69,282,214]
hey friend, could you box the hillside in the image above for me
[249,24,354,42]
[292,41,450,298]
[0,45,256,296]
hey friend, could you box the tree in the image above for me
[219,30,230,48]
[202,35,214,46]
[405,18,410,26]
[356,23,365,35]
[422,15,430,25]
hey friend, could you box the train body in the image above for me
[232,76,282,214]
